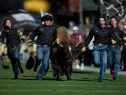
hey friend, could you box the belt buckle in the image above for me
[99,43,102,47]
[44,45,48,47]
[9,46,16,49]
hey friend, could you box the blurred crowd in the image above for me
[118,16,126,71]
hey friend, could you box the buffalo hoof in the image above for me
[59,75,64,79]
[53,71,57,77]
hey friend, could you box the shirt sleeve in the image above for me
[120,29,126,38]
[84,28,94,47]
[110,28,121,45]
[29,27,39,40]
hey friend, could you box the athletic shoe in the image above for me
[98,79,103,82]
[112,75,116,80]
[14,75,18,79]
[37,78,43,80]
[75,64,80,69]
[80,63,84,70]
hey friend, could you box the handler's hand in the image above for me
[82,47,86,52]
[112,39,116,44]
[20,36,25,40]
[27,39,32,43]
[0,39,3,43]
[55,38,60,44]
[123,37,126,41]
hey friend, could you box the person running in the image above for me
[108,16,126,80]
[27,15,59,80]
[82,16,120,82]
[0,19,24,79]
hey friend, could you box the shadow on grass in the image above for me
[23,76,36,77]
[103,78,114,81]
[73,71,97,75]
[73,78,113,82]
[0,77,66,81]
[0,77,114,82]
[0,77,14,80]
[20,78,37,80]
[43,77,64,81]
[19,77,65,81]
[73,78,97,82]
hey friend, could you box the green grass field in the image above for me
[0,62,126,95]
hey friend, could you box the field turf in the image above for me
[0,62,126,95]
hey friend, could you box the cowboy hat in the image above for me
[41,15,53,21]
[25,56,35,70]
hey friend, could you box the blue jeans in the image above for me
[8,46,21,76]
[108,47,121,77]
[93,45,107,81]
[36,46,50,79]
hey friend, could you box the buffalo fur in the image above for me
[57,26,70,41]
[50,26,76,80]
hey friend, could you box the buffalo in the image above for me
[50,26,76,81]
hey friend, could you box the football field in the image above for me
[0,62,126,95]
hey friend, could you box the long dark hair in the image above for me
[3,19,11,29]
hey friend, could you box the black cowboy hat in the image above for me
[41,15,53,22]
[25,56,35,70]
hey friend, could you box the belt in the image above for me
[43,45,50,47]
[94,43,106,47]
[8,46,17,50]
[109,45,119,48]
[38,44,50,47]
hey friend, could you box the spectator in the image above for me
[68,21,74,35]
[71,26,84,70]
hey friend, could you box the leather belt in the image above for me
[94,43,106,47]
[43,44,50,47]
[38,44,50,47]
[8,46,17,50]
[109,45,119,48]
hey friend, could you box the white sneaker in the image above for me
[80,63,84,70]
[75,64,80,69]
